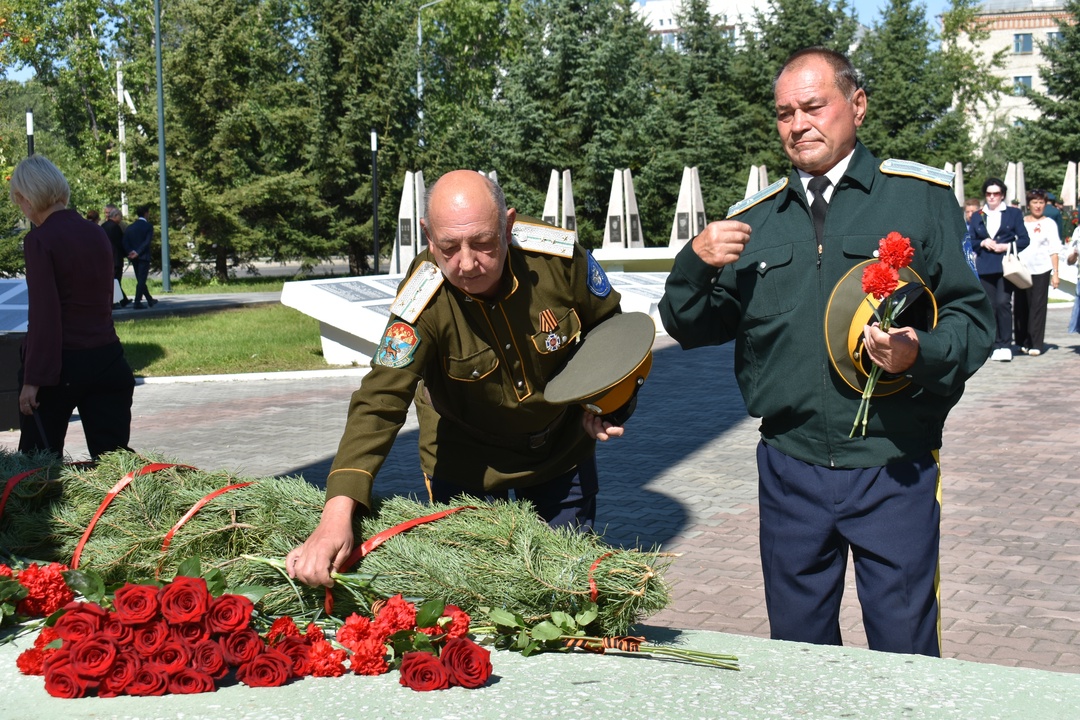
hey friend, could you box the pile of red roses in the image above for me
[16,576,344,697]
[0,562,75,618]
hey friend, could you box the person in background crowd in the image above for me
[9,155,136,459]
[968,178,1030,362]
[964,198,980,225]
[85,209,100,223]
[659,47,993,657]
[1016,190,1059,356]
[101,205,129,309]
[1068,226,1080,335]
[122,204,157,309]
[1043,192,1065,240]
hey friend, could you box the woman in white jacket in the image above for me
[1017,189,1060,355]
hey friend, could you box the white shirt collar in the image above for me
[797,148,855,204]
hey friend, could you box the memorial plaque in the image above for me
[677,212,690,240]
[318,281,394,303]
[398,219,413,247]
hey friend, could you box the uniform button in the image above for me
[759,261,767,269]
[873,250,880,257]
[516,380,523,388]
[465,296,473,303]
[561,335,567,342]
[505,343,511,350]
[471,370,480,378]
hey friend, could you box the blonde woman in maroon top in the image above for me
[10,155,135,459]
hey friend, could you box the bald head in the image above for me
[421,170,515,298]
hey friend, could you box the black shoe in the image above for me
[120,298,130,308]
[148,298,158,307]
[133,303,146,309]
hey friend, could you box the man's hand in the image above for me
[128,251,138,259]
[691,220,752,268]
[862,324,919,374]
[19,384,39,416]
[582,413,624,442]
[285,495,357,588]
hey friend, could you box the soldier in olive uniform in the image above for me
[659,48,994,656]
[288,170,625,588]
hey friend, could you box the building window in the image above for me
[1047,31,1064,46]
[1013,33,1033,53]
[1013,76,1032,95]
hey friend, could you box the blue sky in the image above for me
[851,0,953,27]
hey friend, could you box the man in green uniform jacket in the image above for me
[289,170,625,588]
[659,48,994,655]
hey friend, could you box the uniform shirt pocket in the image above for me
[842,235,885,261]
[530,308,581,355]
[735,244,797,319]
[445,346,499,382]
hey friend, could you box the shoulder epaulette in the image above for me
[388,261,444,323]
[511,219,576,258]
[726,178,788,218]
[880,159,954,187]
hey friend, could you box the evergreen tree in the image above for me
[853,0,972,165]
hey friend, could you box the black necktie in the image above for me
[808,176,831,247]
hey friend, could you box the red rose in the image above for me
[112,583,161,625]
[440,637,492,689]
[274,636,312,677]
[168,667,216,694]
[170,620,210,646]
[127,665,170,696]
[375,595,417,638]
[54,601,108,643]
[16,647,46,675]
[265,616,301,645]
[236,649,291,688]
[206,593,253,634]
[69,636,119,679]
[349,637,389,676]
[220,628,265,666]
[398,651,450,692]
[15,562,74,617]
[44,658,90,698]
[159,576,211,625]
[98,651,141,698]
[102,614,135,646]
[878,232,914,270]
[150,640,192,673]
[132,618,170,655]
[861,262,899,300]
[191,639,230,679]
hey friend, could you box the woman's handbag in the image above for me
[1002,242,1032,289]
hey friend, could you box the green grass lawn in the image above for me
[115,304,344,377]
[119,275,287,296]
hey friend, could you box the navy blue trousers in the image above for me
[426,454,598,531]
[757,441,941,656]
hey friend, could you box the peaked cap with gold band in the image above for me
[544,312,655,425]
[824,262,938,396]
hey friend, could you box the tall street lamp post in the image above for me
[371,130,379,274]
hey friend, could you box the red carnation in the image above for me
[112,583,161,625]
[374,594,417,638]
[441,637,493,689]
[16,563,75,617]
[191,639,230,679]
[878,232,914,269]
[54,601,108,643]
[861,262,899,300]
[442,605,471,640]
[308,639,348,677]
[16,647,46,676]
[159,576,211,625]
[398,651,450,692]
[34,626,61,649]
[168,667,216,695]
[206,593,254,634]
[236,649,292,688]
[265,616,301,645]
[98,651,141,698]
[349,637,389,676]
[220,628,265,666]
[303,622,325,644]
[0,563,13,577]
[335,613,374,651]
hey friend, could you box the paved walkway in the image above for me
[2,299,1077,675]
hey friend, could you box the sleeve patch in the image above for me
[374,322,421,368]
[587,251,612,298]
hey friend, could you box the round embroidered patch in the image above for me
[587,251,611,298]
[374,322,421,368]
